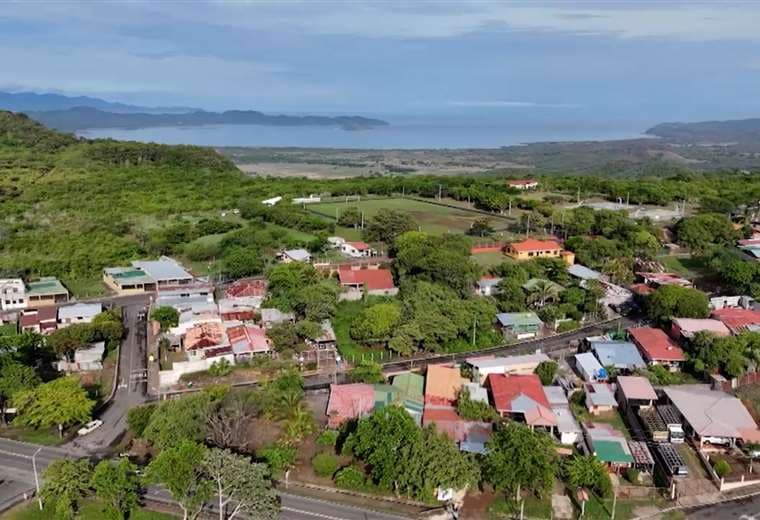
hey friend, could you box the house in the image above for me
[574,352,606,382]
[25,277,69,307]
[306,320,337,350]
[341,241,375,258]
[225,278,268,301]
[183,322,230,360]
[496,312,543,340]
[218,298,258,322]
[19,307,58,334]
[567,264,604,283]
[168,303,221,336]
[710,295,754,311]
[57,303,102,327]
[0,279,26,311]
[585,383,618,415]
[554,407,582,445]
[465,353,550,384]
[155,285,214,307]
[103,267,157,294]
[425,364,468,406]
[507,179,539,190]
[326,383,375,428]
[505,239,575,266]
[616,376,657,409]
[486,374,557,429]
[277,249,312,263]
[327,236,346,249]
[663,385,760,447]
[422,405,492,450]
[711,308,760,334]
[462,382,489,403]
[589,341,646,372]
[57,341,105,372]
[584,423,634,471]
[670,318,730,341]
[636,272,692,289]
[391,373,425,424]
[262,196,282,206]
[627,327,685,371]
[475,276,502,296]
[337,268,398,298]
[373,384,399,410]
[226,324,271,359]
[131,257,194,289]
[260,308,295,327]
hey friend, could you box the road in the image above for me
[0,438,72,487]
[687,494,760,519]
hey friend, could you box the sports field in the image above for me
[309,197,500,235]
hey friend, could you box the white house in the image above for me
[341,241,375,258]
[475,276,502,296]
[262,196,283,206]
[328,236,346,249]
[466,353,550,384]
[57,303,103,327]
[278,249,312,263]
[0,279,26,312]
[58,341,105,372]
[575,352,606,382]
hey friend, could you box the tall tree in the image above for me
[47,324,94,361]
[203,448,279,520]
[13,376,94,437]
[0,361,40,421]
[146,440,212,520]
[150,306,180,331]
[90,458,141,519]
[41,459,92,520]
[646,285,710,325]
[364,209,417,245]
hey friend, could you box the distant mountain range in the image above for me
[0,91,389,132]
[646,118,760,144]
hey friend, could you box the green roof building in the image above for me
[391,373,425,425]
[592,439,634,466]
[25,277,69,306]
[373,384,399,411]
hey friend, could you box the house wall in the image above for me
[159,353,236,387]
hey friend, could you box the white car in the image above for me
[77,419,103,436]
[702,436,730,446]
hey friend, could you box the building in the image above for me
[544,386,581,445]
[155,285,214,308]
[507,179,539,190]
[663,385,760,447]
[616,376,657,409]
[628,441,656,475]
[225,278,268,301]
[496,312,543,340]
[670,318,731,341]
[326,383,375,428]
[574,352,606,382]
[627,327,685,371]
[260,308,295,327]
[391,373,425,424]
[262,196,282,206]
[306,320,337,350]
[57,303,102,327]
[636,272,693,289]
[486,374,557,429]
[340,241,375,258]
[103,267,156,294]
[425,364,468,406]
[585,383,618,415]
[475,276,502,297]
[19,307,58,334]
[567,264,604,283]
[131,257,194,289]
[337,267,398,298]
[505,239,574,265]
[278,249,312,263]
[57,341,105,372]
[422,406,492,450]
[25,277,69,307]
[0,279,26,311]
[589,341,646,372]
[226,325,271,359]
[218,298,258,322]
[711,308,760,334]
[584,422,634,472]
[710,295,754,311]
[465,353,550,384]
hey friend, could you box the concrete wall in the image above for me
[158,353,235,387]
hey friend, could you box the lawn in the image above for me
[656,255,707,278]
[488,495,552,519]
[0,426,62,446]
[570,400,630,439]
[0,323,17,336]
[471,251,510,269]
[1,500,176,520]
[308,197,496,235]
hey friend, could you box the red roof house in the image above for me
[326,383,375,428]
[225,278,268,299]
[486,374,557,428]
[711,308,760,334]
[19,307,58,334]
[422,405,492,443]
[627,327,685,368]
[508,238,562,253]
[338,268,397,293]
[226,325,271,356]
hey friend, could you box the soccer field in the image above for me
[309,197,492,235]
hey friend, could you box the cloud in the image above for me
[449,100,580,109]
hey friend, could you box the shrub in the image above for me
[260,443,296,474]
[126,404,156,437]
[714,459,731,478]
[208,358,233,377]
[334,465,366,490]
[316,430,339,448]
[625,467,640,485]
[557,320,580,333]
[312,453,339,478]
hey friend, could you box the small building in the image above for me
[337,268,398,298]
[465,353,550,384]
[425,364,468,406]
[710,295,754,311]
[103,267,156,295]
[475,276,502,297]
[653,442,688,477]
[422,405,492,450]
[0,279,26,311]
[627,440,655,474]
[487,374,557,429]
[711,308,760,334]
[589,341,646,372]
[574,352,606,382]
[639,407,669,442]
[496,312,543,340]
[554,407,582,445]
[616,376,657,409]
[462,382,489,404]
[585,383,618,415]
[183,322,229,359]
[226,325,271,359]
[306,320,337,350]
[225,278,268,300]
[260,308,295,327]
[584,422,634,472]
[507,179,539,190]
[57,303,102,328]
[670,318,730,341]
[218,298,258,322]
[567,264,603,283]
[392,373,425,424]
[277,249,312,263]
[341,241,375,258]
[505,239,574,265]
[19,306,58,334]
[327,236,346,248]
[131,257,194,289]
[373,384,399,411]
[262,196,282,206]
[25,277,69,307]
[326,383,375,428]
[627,327,685,371]
[57,341,105,372]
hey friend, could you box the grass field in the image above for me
[2,500,176,520]
[308,197,500,235]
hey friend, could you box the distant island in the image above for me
[646,118,760,144]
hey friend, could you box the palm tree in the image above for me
[527,280,560,308]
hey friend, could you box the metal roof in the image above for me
[131,257,192,282]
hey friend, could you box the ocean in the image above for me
[78,113,654,149]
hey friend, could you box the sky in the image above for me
[2,1,760,125]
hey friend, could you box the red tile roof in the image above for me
[425,364,468,405]
[508,179,538,186]
[326,383,375,428]
[509,239,561,253]
[628,327,685,362]
[227,325,270,353]
[487,374,556,427]
[347,241,370,251]
[711,308,760,334]
[422,405,492,443]
[629,283,654,296]
[225,278,268,298]
[338,268,395,291]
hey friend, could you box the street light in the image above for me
[32,447,42,511]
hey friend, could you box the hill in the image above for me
[0,90,195,114]
[646,118,760,144]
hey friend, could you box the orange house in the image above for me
[505,239,575,265]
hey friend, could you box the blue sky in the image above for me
[2,1,760,124]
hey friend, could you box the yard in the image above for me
[1,500,175,520]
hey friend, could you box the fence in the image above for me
[714,371,760,392]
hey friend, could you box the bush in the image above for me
[625,467,640,485]
[557,320,579,333]
[208,358,233,377]
[260,443,296,474]
[316,430,339,448]
[312,453,339,478]
[126,404,156,437]
[714,459,731,478]
[334,465,366,490]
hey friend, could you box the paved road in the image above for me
[687,494,760,519]
[0,438,72,487]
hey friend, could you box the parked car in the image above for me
[77,419,103,436]
[702,436,730,446]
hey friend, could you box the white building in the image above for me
[466,353,550,384]
[475,277,502,296]
[278,249,312,263]
[262,196,282,206]
[58,341,105,372]
[58,303,103,327]
[0,279,26,311]
[340,241,374,258]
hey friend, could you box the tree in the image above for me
[526,279,560,308]
[203,448,279,520]
[204,391,254,450]
[265,262,319,310]
[47,324,94,361]
[484,423,557,500]
[293,281,339,321]
[0,361,40,420]
[147,440,212,520]
[563,455,612,498]
[266,322,303,353]
[126,404,156,437]
[13,376,94,437]
[91,458,141,519]
[349,359,384,384]
[646,285,710,324]
[714,459,731,478]
[41,459,92,520]
[222,246,265,279]
[312,452,339,477]
[534,360,558,385]
[364,209,416,245]
[336,206,362,228]
[456,387,498,421]
[143,391,216,450]
[467,217,494,237]
[150,306,180,331]
[350,303,402,343]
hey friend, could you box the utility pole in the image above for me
[526,214,530,237]
[438,184,442,200]
[508,199,512,216]
[32,447,42,511]
[472,318,477,346]
[611,490,617,520]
